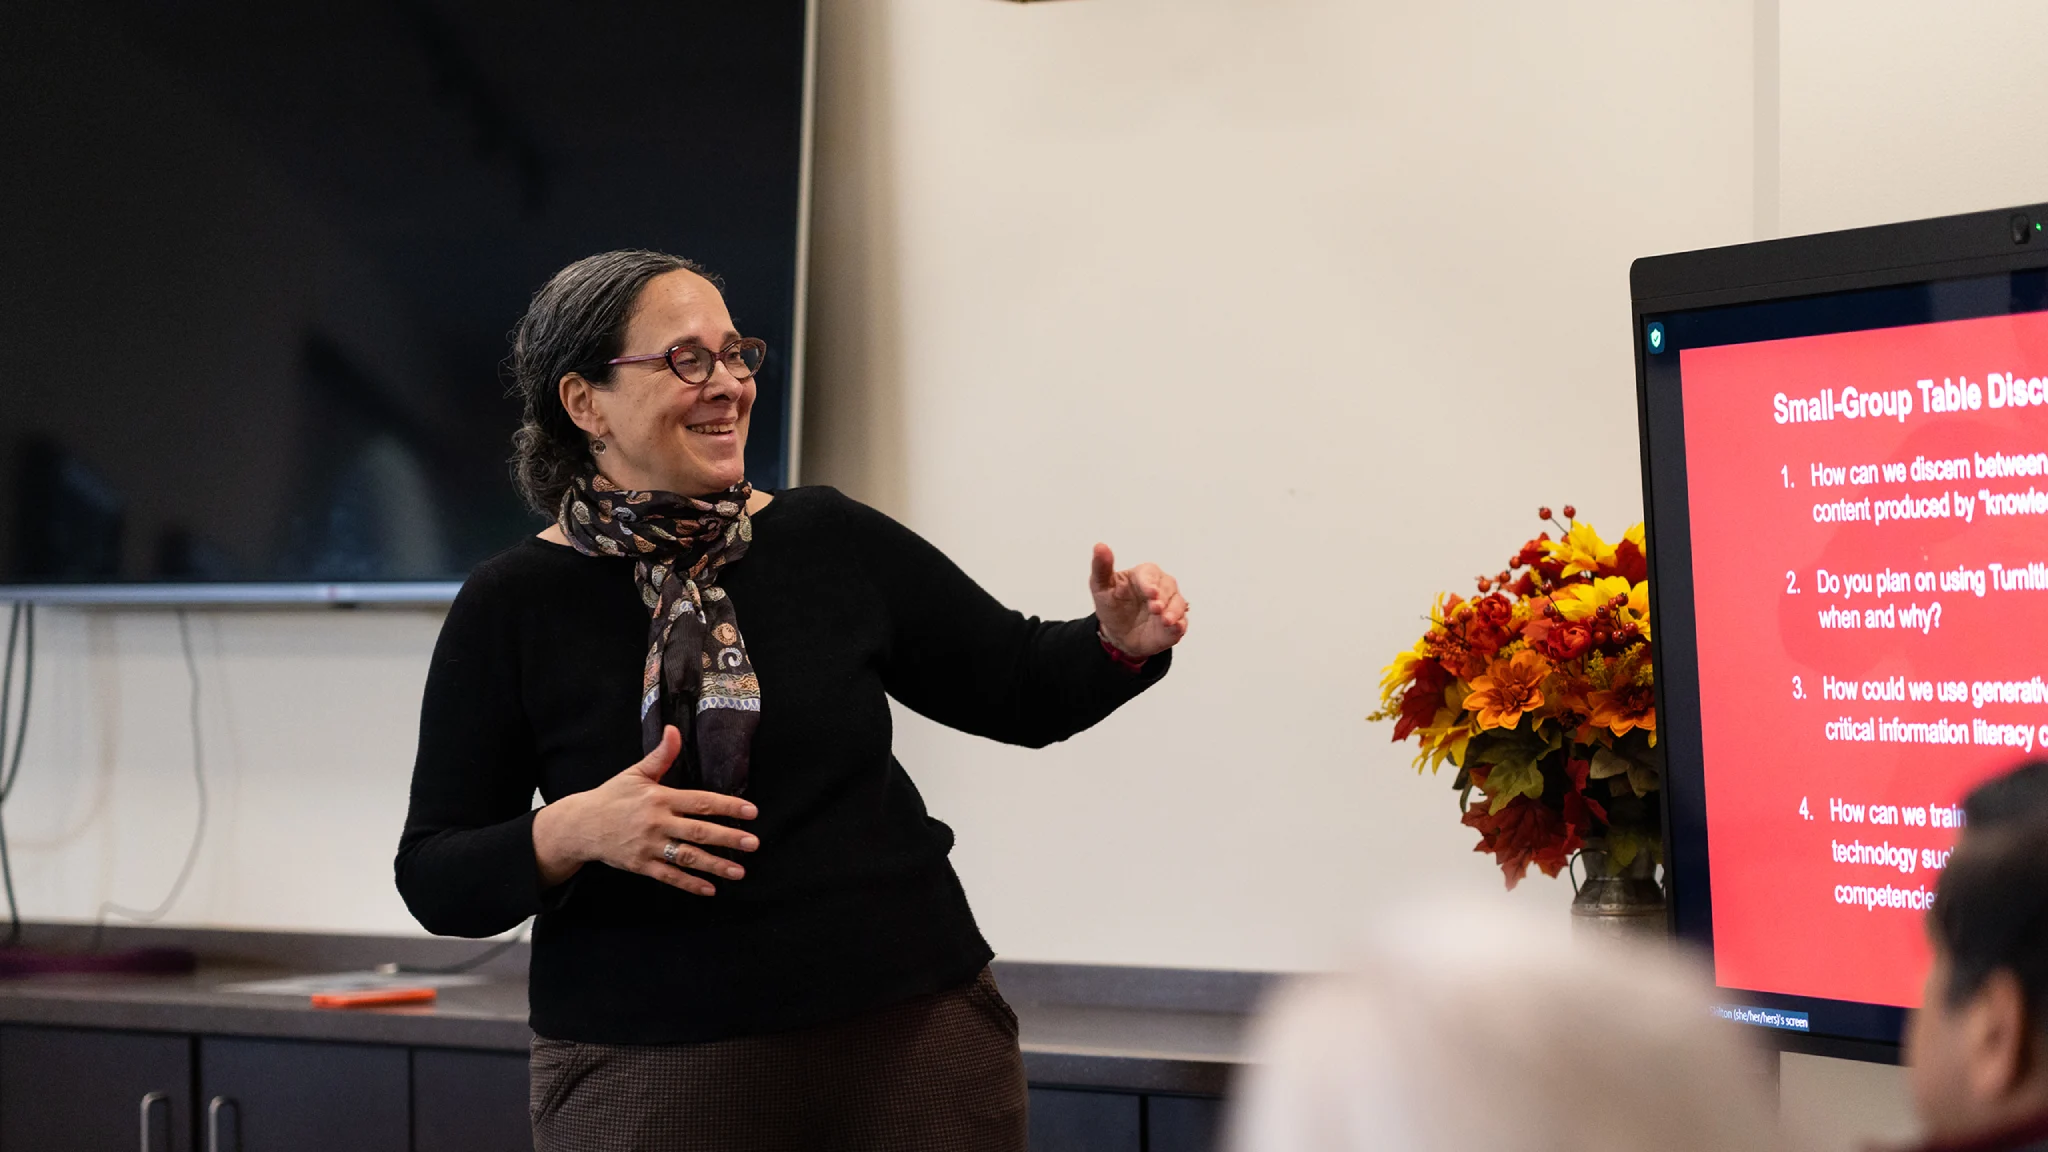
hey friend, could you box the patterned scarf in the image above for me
[556,472,760,794]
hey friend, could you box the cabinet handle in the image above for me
[139,1091,170,1152]
[206,1095,240,1152]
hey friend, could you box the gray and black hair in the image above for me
[1931,762,2048,1027]
[508,249,714,517]
[1931,818,2048,1032]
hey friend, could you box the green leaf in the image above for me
[1469,725,1562,813]
[1608,826,1644,868]
[1627,762,1661,797]
[1472,726,1563,771]
[1589,746,1632,780]
[1485,761,1545,813]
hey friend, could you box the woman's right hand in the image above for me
[530,726,760,896]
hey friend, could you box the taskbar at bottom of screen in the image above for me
[1712,986,1908,1058]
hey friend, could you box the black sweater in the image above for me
[394,486,1170,1044]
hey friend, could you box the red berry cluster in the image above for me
[1529,591,1642,657]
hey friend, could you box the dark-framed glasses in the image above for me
[607,337,767,385]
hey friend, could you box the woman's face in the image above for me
[562,268,754,497]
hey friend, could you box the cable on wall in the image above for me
[0,603,35,945]
[96,609,210,932]
[0,603,33,802]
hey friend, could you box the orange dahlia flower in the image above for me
[1589,679,1657,737]
[1464,649,1552,730]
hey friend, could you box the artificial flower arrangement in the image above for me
[1370,506,1661,888]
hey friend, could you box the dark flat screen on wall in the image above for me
[1636,202,2048,1058]
[0,0,812,601]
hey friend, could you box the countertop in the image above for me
[0,925,1269,1097]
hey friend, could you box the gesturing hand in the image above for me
[530,725,760,897]
[1089,543,1190,660]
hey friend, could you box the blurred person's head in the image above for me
[1905,819,2048,1143]
[1964,760,2048,829]
[1226,899,1783,1152]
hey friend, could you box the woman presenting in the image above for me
[395,250,1187,1151]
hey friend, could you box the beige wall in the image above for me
[802,0,1755,971]
[1779,0,2048,238]
[6,610,435,932]
[1780,1052,1918,1152]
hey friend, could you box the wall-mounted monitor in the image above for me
[1637,203,2048,1059]
[0,0,815,604]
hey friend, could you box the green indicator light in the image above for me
[2035,222,2042,231]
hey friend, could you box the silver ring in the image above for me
[662,840,683,866]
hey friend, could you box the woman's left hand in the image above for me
[1089,543,1189,660]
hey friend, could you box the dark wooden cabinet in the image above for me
[1029,1087,1142,1152]
[413,1048,531,1152]
[198,1036,408,1152]
[0,1024,1212,1151]
[0,1025,194,1152]
[1147,1094,1223,1152]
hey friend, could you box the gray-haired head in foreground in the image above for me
[507,250,714,517]
[1225,900,1788,1152]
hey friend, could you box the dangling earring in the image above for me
[591,438,606,454]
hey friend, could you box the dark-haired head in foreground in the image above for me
[1964,759,2048,830]
[1905,765,2048,1148]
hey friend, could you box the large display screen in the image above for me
[0,1,812,602]
[1641,226,2048,1049]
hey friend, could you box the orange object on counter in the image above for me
[310,986,438,1009]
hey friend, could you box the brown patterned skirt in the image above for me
[529,967,1027,1152]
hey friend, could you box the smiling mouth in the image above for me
[686,422,736,435]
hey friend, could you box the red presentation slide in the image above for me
[1682,310,2048,1008]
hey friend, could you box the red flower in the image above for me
[1462,794,1579,888]
[1464,593,1516,653]
[1423,616,1490,681]
[1391,660,1451,743]
[1606,536,1649,585]
[1531,614,1589,660]
[1470,593,1512,630]
[1561,768,1608,829]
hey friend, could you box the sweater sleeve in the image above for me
[393,562,548,938]
[845,494,1172,747]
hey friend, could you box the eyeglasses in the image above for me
[607,337,767,386]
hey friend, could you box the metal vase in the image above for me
[1570,847,1667,940]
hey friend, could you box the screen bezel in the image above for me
[1635,202,2048,1059]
